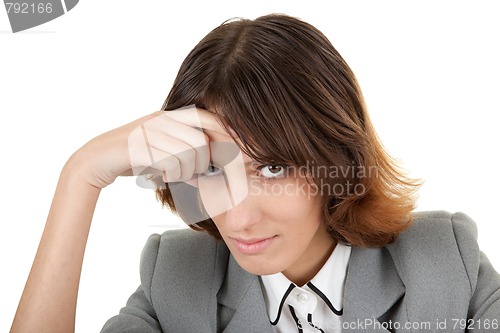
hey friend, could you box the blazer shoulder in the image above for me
[410,210,478,238]
[159,227,218,248]
[139,229,226,301]
[398,210,479,252]
[387,211,480,294]
[106,230,230,332]
[394,210,479,255]
[156,228,223,264]
[386,211,500,323]
[412,211,479,276]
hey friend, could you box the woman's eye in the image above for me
[259,165,286,179]
[203,164,223,177]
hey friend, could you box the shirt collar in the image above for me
[260,241,352,324]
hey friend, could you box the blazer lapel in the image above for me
[218,255,274,333]
[215,243,406,333]
[342,246,406,332]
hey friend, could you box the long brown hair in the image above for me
[156,14,421,247]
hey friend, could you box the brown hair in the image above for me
[156,14,421,247]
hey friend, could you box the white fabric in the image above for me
[260,242,351,332]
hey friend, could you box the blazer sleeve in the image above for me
[101,234,163,333]
[452,213,500,328]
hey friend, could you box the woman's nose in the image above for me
[224,197,262,232]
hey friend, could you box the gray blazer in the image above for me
[101,211,500,332]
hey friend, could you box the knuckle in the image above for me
[183,148,196,161]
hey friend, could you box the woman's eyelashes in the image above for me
[202,164,224,177]
[256,165,289,180]
[202,163,290,181]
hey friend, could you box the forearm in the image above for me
[10,108,216,332]
[11,155,101,333]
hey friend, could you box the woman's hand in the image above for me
[68,106,228,189]
[10,106,230,333]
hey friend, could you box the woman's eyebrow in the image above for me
[244,160,263,167]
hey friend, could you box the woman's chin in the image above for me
[231,255,286,276]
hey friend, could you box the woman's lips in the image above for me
[230,236,277,254]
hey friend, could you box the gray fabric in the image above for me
[101,211,500,332]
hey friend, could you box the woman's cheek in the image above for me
[198,175,233,217]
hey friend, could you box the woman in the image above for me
[11,14,500,333]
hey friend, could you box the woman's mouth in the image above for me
[230,236,277,254]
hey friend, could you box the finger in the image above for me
[162,106,230,136]
[145,147,182,183]
[161,154,182,183]
[203,128,237,145]
[128,125,185,182]
[147,139,196,182]
[142,114,210,174]
[209,141,242,170]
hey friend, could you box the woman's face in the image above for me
[197,132,335,283]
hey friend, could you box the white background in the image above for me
[1,1,499,332]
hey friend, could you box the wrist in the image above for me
[61,147,102,190]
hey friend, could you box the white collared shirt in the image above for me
[260,242,351,332]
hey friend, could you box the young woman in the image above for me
[11,14,500,333]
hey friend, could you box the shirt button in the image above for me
[297,292,309,302]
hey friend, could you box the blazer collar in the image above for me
[342,246,406,332]
[218,254,274,333]
[216,243,405,333]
